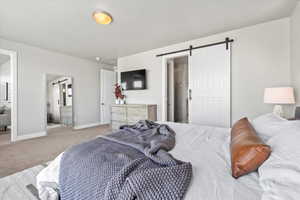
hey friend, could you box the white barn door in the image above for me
[189,45,231,127]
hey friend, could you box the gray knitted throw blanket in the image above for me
[59,120,192,200]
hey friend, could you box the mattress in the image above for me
[166,122,263,200]
[37,122,263,200]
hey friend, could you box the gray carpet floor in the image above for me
[0,125,111,178]
[0,129,11,146]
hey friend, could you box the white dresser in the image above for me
[111,104,157,130]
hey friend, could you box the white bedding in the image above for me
[167,122,262,200]
[258,120,300,200]
[37,122,263,200]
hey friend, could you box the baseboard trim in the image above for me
[73,122,103,130]
[13,131,47,142]
[47,124,62,129]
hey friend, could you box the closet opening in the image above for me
[166,56,189,123]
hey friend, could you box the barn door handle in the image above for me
[189,89,192,100]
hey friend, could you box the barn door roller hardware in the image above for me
[52,79,69,85]
[156,37,234,57]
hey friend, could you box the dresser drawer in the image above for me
[127,120,141,125]
[111,121,126,130]
[111,106,126,115]
[111,112,126,121]
[127,114,147,124]
[111,104,157,128]
[127,106,147,117]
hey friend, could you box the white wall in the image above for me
[0,38,101,137]
[118,18,292,122]
[291,2,300,106]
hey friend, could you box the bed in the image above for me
[167,122,262,200]
[37,115,300,200]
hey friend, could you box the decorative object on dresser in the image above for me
[264,87,295,117]
[114,84,125,104]
[111,104,157,130]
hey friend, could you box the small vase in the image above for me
[115,99,120,104]
[120,99,125,104]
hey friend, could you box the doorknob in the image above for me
[189,89,192,100]
[101,103,105,105]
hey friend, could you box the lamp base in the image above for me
[273,105,283,118]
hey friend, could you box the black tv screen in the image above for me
[121,69,146,90]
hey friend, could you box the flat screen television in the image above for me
[121,69,146,90]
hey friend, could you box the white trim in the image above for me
[100,69,104,124]
[73,122,102,130]
[43,74,48,135]
[47,124,62,129]
[14,131,47,142]
[161,51,190,122]
[0,49,18,142]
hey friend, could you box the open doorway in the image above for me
[46,74,73,131]
[0,49,17,143]
[166,56,189,123]
[0,54,12,144]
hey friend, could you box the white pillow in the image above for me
[259,121,300,200]
[251,113,287,141]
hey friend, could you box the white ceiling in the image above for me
[0,54,10,65]
[0,0,297,63]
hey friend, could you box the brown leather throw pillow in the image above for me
[230,117,271,178]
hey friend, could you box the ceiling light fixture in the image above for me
[93,11,112,25]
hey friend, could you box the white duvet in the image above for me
[37,122,263,200]
[167,122,262,200]
[258,121,300,200]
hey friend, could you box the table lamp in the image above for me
[264,87,295,117]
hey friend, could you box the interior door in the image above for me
[52,84,61,123]
[167,59,175,122]
[189,45,231,127]
[100,69,116,124]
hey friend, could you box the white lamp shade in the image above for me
[264,87,295,104]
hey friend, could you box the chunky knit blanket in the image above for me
[59,120,192,200]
